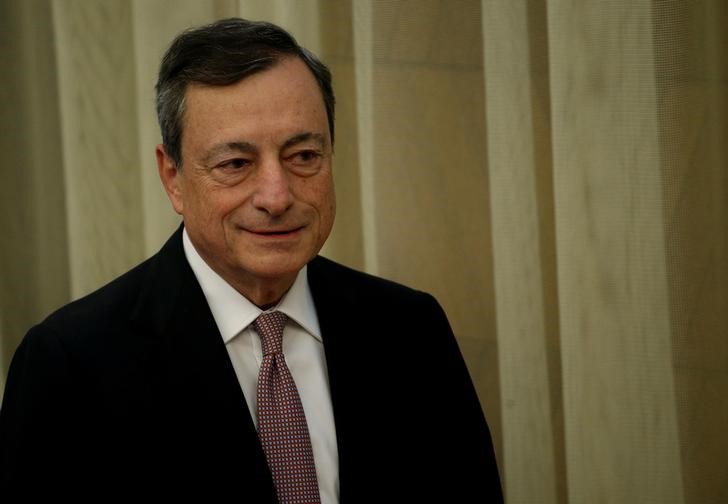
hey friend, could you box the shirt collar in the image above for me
[182,228,321,344]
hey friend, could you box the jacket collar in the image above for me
[307,256,363,500]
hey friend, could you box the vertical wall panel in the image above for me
[364,0,502,466]
[0,0,69,378]
[655,2,728,502]
[53,0,144,298]
[318,0,365,270]
[547,1,684,502]
[481,1,558,502]
[351,0,379,275]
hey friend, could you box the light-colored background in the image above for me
[1,1,726,502]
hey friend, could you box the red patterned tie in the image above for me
[253,311,321,504]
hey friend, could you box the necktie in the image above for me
[253,311,321,504]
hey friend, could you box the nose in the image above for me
[251,158,294,217]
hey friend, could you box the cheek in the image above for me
[197,189,244,222]
[296,173,334,210]
[310,176,334,209]
[317,184,336,234]
[326,190,336,223]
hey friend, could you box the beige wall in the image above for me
[2,1,727,502]
[1,0,70,370]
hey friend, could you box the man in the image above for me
[0,18,502,502]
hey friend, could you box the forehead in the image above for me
[178,58,330,158]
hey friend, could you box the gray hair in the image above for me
[155,17,335,169]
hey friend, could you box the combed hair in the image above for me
[155,18,335,168]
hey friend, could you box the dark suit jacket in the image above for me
[0,227,502,502]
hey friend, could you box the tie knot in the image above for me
[253,311,288,356]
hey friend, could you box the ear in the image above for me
[156,144,184,215]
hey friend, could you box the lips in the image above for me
[246,226,304,236]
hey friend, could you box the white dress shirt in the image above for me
[183,229,339,503]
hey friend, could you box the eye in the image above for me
[209,158,252,185]
[288,150,322,165]
[218,158,251,170]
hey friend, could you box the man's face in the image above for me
[157,57,336,303]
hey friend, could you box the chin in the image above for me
[246,256,309,279]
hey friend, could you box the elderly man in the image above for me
[0,18,502,502]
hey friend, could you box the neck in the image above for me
[220,274,296,309]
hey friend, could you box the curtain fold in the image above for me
[2,1,726,502]
[546,1,684,502]
[482,2,560,502]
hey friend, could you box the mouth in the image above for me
[245,226,304,237]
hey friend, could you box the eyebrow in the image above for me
[201,132,327,166]
[281,132,326,150]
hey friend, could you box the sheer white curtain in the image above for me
[2,1,726,502]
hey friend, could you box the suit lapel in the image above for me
[307,256,367,500]
[131,226,246,418]
[129,227,275,498]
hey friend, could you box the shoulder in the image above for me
[37,228,185,340]
[2,254,157,411]
[7,240,182,387]
[307,255,443,314]
[40,256,154,337]
[309,255,423,294]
